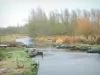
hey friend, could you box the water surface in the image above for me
[16,37,100,75]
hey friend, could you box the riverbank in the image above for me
[34,36,87,43]
[75,43,100,47]
[34,36,100,48]
[0,34,26,42]
[0,47,38,75]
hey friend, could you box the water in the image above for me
[33,48,100,75]
[16,37,100,75]
[16,36,33,45]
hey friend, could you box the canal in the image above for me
[16,36,100,75]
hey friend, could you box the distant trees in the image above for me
[0,25,28,36]
[0,27,18,35]
[27,8,100,38]
[28,8,49,36]
[0,8,100,42]
[26,8,100,43]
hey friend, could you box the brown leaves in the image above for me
[76,17,91,36]
[77,18,90,30]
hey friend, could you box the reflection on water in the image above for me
[16,36,33,45]
[16,37,100,75]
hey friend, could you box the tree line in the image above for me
[0,8,100,41]
[27,8,100,38]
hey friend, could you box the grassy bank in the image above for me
[75,43,100,47]
[0,34,26,42]
[0,47,38,75]
[35,36,100,48]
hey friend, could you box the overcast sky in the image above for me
[0,0,100,27]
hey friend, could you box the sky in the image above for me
[0,0,100,27]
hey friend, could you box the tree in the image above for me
[28,7,49,36]
[69,10,77,36]
[77,17,90,38]
[26,7,100,39]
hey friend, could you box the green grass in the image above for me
[5,72,23,75]
[2,47,31,68]
[4,69,33,75]
[0,47,37,75]
[74,43,100,47]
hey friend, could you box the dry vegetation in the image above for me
[35,35,100,45]
[0,34,25,42]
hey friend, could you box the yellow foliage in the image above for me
[77,18,90,33]
[35,36,52,42]
[56,39,64,43]
[35,36,89,44]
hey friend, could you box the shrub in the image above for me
[0,52,5,60]
[0,52,12,60]
[22,70,33,75]
[31,62,37,66]
[6,53,12,58]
